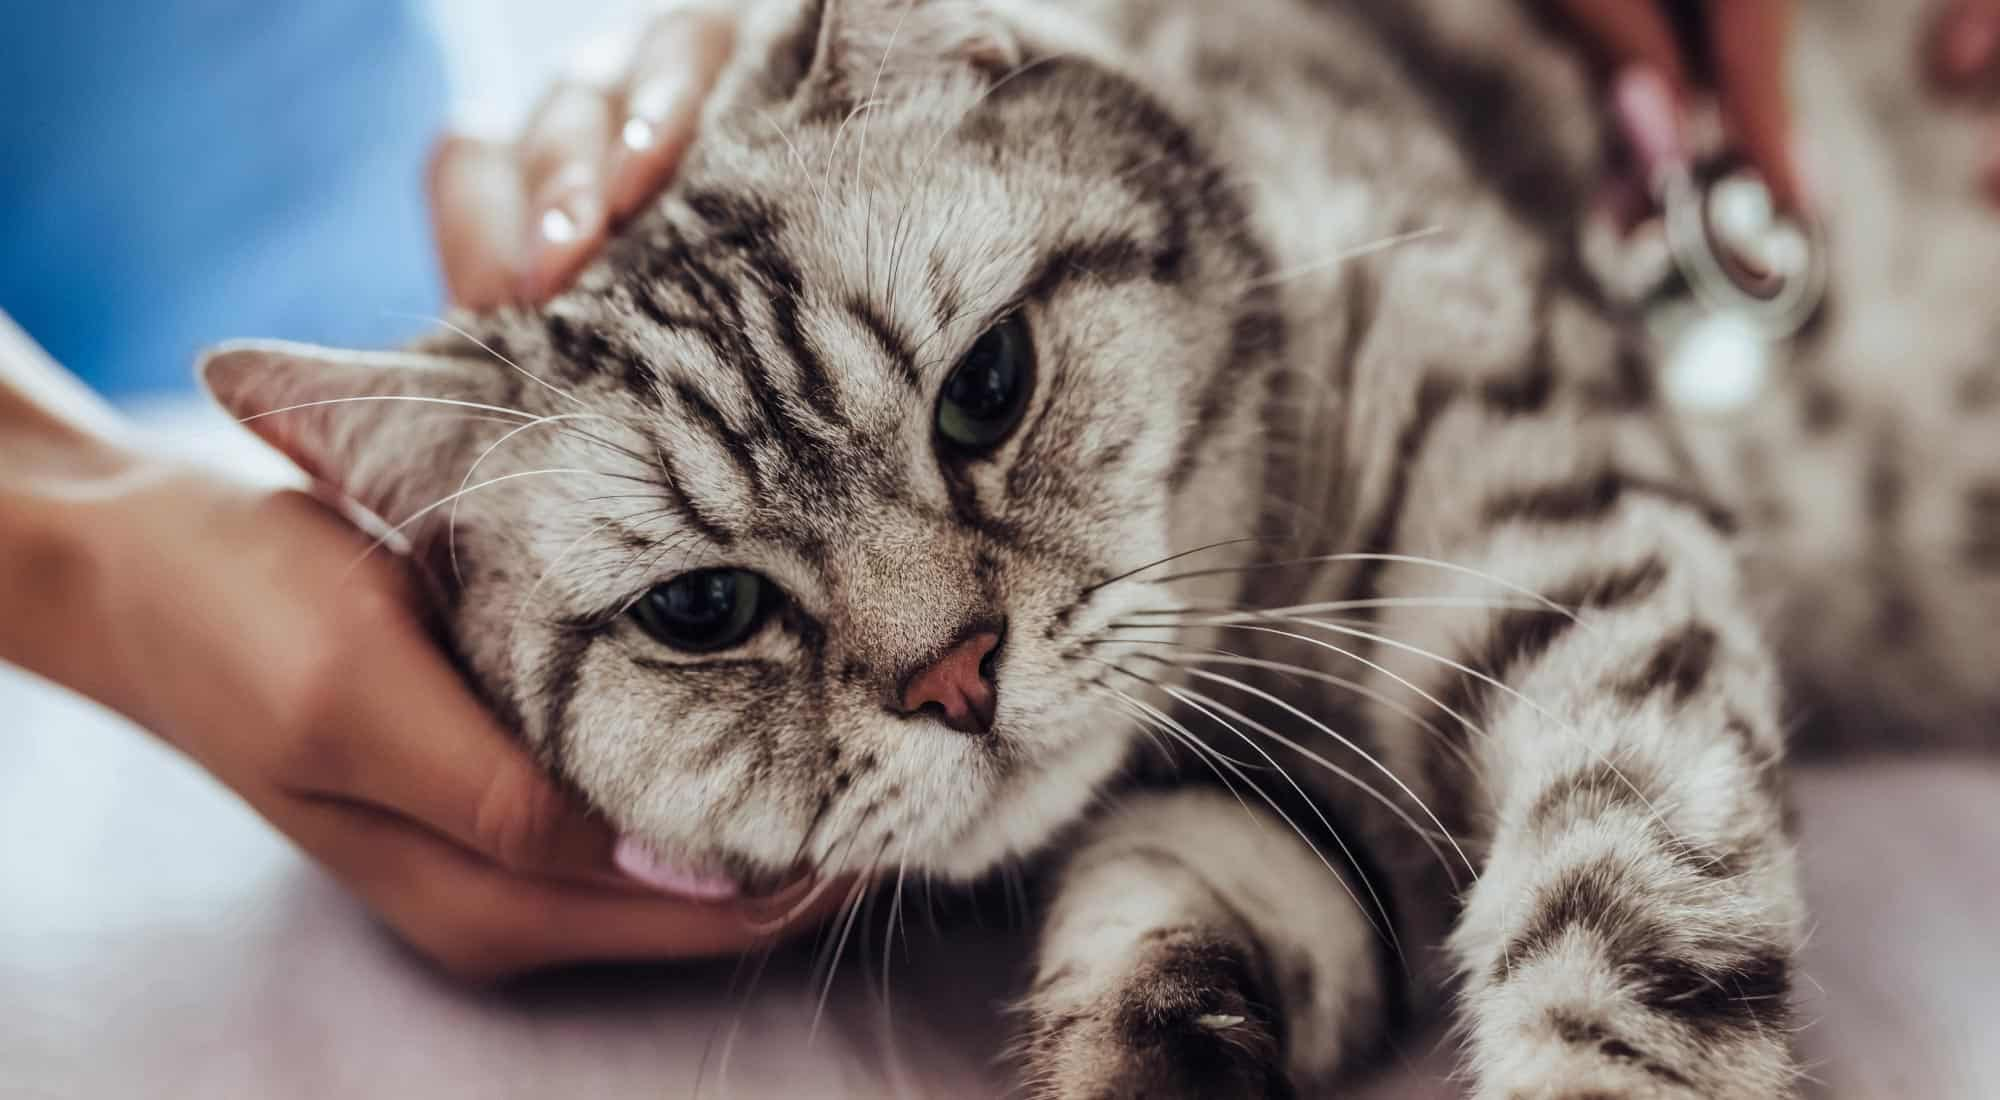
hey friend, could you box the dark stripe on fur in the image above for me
[1023,237,1151,303]
[1616,622,1719,706]
[1173,291,1288,490]
[668,379,764,492]
[1435,556,1671,737]
[1547,1010,1695,1089]
[654,447,738,546]
[536,628,597,783]
[544,314,655,395]
[1963,482,2000,570]
[1498,856,1791,1037]
[1339,374,1461,607]
[1483,470,1738,533]
[846,295,922,388]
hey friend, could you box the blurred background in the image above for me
[0,0,654,407]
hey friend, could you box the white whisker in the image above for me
[391,311,588,409]
[236,394,538,425]
[1244,225,1448,290]
[1135,657,1473,884]
[448,412,606,587]
[1094,661,1405,965]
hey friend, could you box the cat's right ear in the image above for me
[796,0,1020,106]
[199,339,502,529]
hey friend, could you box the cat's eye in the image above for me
[630,569,773,652]
[936,313,1034,452]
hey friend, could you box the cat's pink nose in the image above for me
[897,629,1002,735]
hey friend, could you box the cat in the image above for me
[195,0,1996,1096]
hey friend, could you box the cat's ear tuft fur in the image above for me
[799,0,1020,107]
[200,339,501,534]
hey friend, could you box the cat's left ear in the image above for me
[199,339,501,532]
[799,0,1021,104]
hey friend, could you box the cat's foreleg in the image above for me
[1384,487,1806,1097]
[1018,786,1386,1099]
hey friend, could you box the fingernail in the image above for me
[612,836,740,902]
[621,74,694,155]
[1945,6,2000,81]
[524,170,603,290]
[1612,67,1687,191]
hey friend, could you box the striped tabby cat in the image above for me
[199,0,1996,1095]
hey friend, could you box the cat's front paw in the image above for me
[1472,1019,1796,1100]
[1021,931,1292,1100]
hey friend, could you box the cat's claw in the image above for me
[1022,932,1293,1100]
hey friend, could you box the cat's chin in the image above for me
[922,714,1141,882]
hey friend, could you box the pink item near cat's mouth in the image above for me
[612,838,744,902]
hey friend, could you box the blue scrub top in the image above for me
[1,2,450,401]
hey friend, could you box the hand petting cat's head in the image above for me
[204,0,1275,890]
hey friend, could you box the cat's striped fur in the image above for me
[201,0,1990,1096]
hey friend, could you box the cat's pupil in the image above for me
[664,573,734,626]
[936,315,1033,451]
[632,569,768,652]
[949,334,1015,417]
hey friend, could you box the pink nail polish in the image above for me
[613,837,741,902]
[1611,67,1687,191]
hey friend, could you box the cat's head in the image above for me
[203,0,1279,890]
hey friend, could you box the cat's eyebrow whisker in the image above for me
[758,108,830,214]
[236,393,540,425]
[821,96,889,182]
[337,467,593,579]
[1242,224,1449,290]
[396,312,589,410]
[909,52,1071,186]
[851,0,921,201]
[448,412,607,587]
[512,513,645,633]
[1120,651,1474,885]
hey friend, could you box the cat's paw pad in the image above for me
[1023,932,1291,1100]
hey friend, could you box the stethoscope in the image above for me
[1655,159,1829,341]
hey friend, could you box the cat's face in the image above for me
[204,0,1274,889]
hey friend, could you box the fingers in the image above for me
[284,797,845,982]
[515,81,618,302]
[426,5,740,309]
[1549,0,1694,91]
[427,137,526,310]
[1704,0,1807,212]
[607,6,738,221]
[284,575,620,882]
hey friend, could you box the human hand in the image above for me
[1550,1,1805,217]
[14,459,838,982]
[427,4,738,307]
[1926,0,2000,203]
